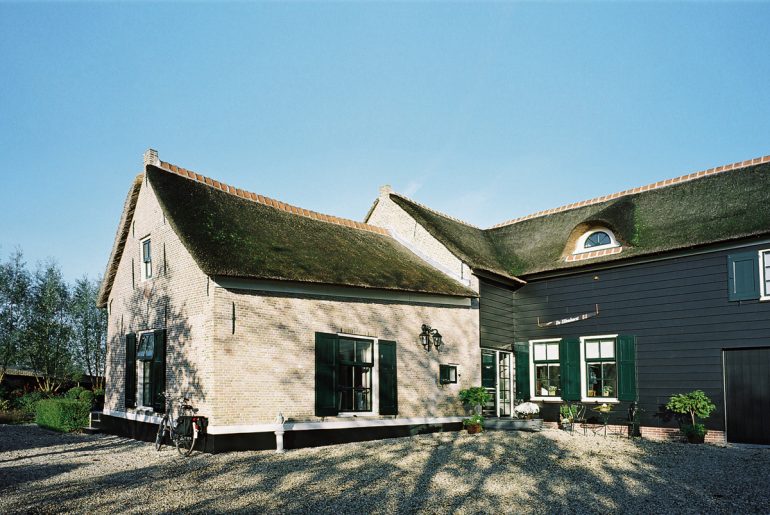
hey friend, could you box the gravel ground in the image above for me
[1,424,769,514]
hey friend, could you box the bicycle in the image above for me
[154,392,206,456]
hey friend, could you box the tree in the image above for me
[70,277,107,389]
[0,249,30,384]
[23,261,74,393]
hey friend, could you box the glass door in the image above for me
[480,349,513,417]
[481,350,497,417]
[498,352,512,417]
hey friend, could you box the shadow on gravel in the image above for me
[0,463,83,489]
[2,430,768,514]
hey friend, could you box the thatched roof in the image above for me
[98,162,476,307]
[390,156,770,279]
[97,174,143,307]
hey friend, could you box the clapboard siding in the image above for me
[479,279,514,350]
[512,240,770,431]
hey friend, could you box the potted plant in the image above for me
[559,403,577,431]
[665,390,716,444]
[548,385,558,396]
[463,414,484,434]
[458,387,492,434]
[602,385,614,398]
[512,401,543,431]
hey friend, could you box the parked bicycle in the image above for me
[154,392,206,456]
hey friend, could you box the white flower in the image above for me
[514,402,540,416]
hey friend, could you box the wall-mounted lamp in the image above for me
[419,324,443,351]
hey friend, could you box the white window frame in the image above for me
[137,330,155,409]
[140,237,152,281]
[335,333,379,417]
[759,249,770,301]
[579,334,620,404]
[529,338,563,403]
[573,228,620,255]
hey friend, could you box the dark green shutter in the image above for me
[125,333,136,408]
[559,338,581,401]
[439,364,449,384]
[514,342,530,401]
[151,329,167,413]
[728,252,759,301]
[617,335,637,401]
[379,340,398,415]
[315,332,338,416]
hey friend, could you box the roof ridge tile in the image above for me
[156,160,387,236]
[491,153,770,228]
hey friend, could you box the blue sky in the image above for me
[1,2,769,282]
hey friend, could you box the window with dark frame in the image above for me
[439,364,457,384]
[142,238,152,279]
[337,338,373,412]
[136,332,156,407]
[533,341,560,397]
[585,338,617,398]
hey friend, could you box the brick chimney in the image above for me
[143,148,160,167]
[379,184,393,197]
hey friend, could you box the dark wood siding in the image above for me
[512,240,770,431]
[479,279,514,350]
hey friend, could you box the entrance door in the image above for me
[724,347,770,444]
[481,349,513,417]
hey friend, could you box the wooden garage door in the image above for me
[724,348,770,444]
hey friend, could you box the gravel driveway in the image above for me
[1,424,768,514]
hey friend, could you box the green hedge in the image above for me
[35,399,90,432]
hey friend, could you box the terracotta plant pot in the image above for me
[466,423,483,434]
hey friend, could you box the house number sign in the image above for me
[537,304,599,328]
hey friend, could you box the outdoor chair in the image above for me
[570,403,587,436]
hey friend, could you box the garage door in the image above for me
[724,347,770,444]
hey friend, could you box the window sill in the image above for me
[531,397,562,403]
[760,296,770,302]
[337,412,378,417]
[581,398,619,404]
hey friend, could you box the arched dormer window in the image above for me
[573,228,620,254]
[584,231,611,249]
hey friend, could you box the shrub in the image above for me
[78,389,94,406]
[458,387,492,408]
[0,398,10,411]
[666,390,716,442]
[16,391,45,415]
[666,390,716,426]
[66,386,87,400]
[35,399,90,432]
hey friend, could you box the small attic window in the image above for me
[573,228,620,255]
[584,231,611,248]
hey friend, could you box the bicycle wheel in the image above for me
[176,431,196,457]
[155,419,167,451]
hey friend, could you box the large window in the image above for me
[584,337,617,399]
[338,338,373,412]
[315,333,398,417]
[137,332,155,407]
[761,250,770,300]
[533,340,560,398]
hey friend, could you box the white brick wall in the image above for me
[104,175,215,419]
[367,193,478,292]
